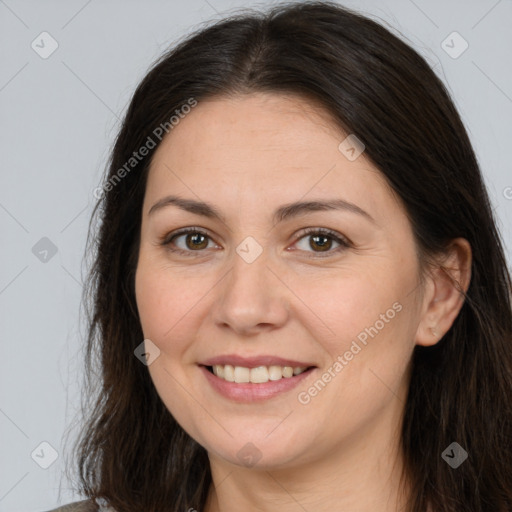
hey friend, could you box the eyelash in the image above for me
[159,226,351,259]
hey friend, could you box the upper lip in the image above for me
[200,354,316,368]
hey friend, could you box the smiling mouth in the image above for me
[204,364,315,384]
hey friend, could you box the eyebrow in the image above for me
[148,194,374,224]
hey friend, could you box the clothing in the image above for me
[43,499,99,512]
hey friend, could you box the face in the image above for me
[135,93,426,470]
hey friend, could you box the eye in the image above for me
[159,226,351,259]
[291,227,350,258]
[160,227,218,256]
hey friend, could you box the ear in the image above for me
[415,238,472,347]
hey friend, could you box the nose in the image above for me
[211,245,290,337]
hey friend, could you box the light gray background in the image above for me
[1,1,511,511]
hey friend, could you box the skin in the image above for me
[135,92,471,512]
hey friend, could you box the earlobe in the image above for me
[415,238,472,347]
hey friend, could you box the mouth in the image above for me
[202,364,315,384]
[198,356,317,402]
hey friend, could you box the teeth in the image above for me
[268,365,283,381]
[234,366,250,383]
[282,366,293,378]
[250,366,269,383]
[223,364,235,382]
[214,365,224,379]
[211,364,309,383]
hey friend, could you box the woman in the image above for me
[49,1,512,511]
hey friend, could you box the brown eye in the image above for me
[309,234,333,252]
[161,227,216,256]
[293,228,350,258]
[184,232,209,250]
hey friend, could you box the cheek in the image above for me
[294,269,405,349]
[292,262,416,410]
[135,264,172,341]
[135,255,204,345]
[291,273,414,440]
[134,260,207,431]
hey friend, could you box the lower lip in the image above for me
[199,365,315,402]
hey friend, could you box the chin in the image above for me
[204,433,311,470]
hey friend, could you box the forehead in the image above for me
[152,93,344,165]
[145,92,401,224]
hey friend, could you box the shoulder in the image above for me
[42,499,99,512]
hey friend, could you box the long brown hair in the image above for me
[66,2,512,510]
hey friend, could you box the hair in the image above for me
[67,1,512,511]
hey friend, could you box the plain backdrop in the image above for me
[0,0,511,511]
